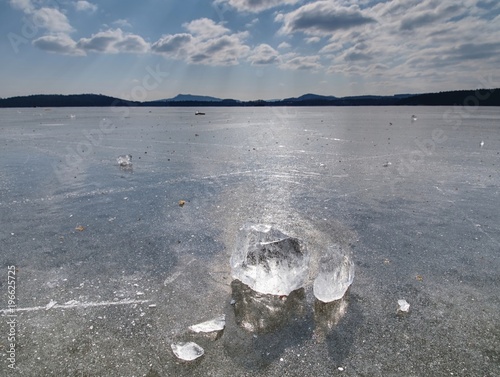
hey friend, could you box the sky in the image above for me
[1,0,499,101]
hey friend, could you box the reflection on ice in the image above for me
[313,294,349,341]
[230,280,307,333]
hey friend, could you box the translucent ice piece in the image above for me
[117,154,132,167]
[171,342,204,361]
[313,247,354,303]
[230,223,309,296]
[398,299,410,312]
[189,315,225,333]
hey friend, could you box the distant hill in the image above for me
[1,89,498,107]
[283,93,337,102]
[158,94,222,102]
[397,89,500,106]
[0,94,137,108]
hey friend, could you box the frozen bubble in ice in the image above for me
[313,246,354,303]
[398,299,410,312]
[171,342,204,361]
[230,223,309,296]
[480,140,484,147]
[189,315,225,333]
[117,154,132,167]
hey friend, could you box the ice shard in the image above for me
[171,342,204,361]
[230,224,309,296]
[188,315,225,333]
[117,154,132,167]
[313,246,354,303]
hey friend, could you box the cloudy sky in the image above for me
[1,0,499,100]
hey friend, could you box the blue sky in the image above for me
[1,0,499,100]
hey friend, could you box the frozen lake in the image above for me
[1,106,499,376]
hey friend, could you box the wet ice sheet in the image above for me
[0,107,499,376]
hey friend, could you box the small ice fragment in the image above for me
[46,300,57,310]
[398,299,410,312]
[230,299,236,305]
[171,342,204,361]
[136,292,144,296]
[411,115,417,121]
[117,154,132,167]
[313,246,354,303]
[148,304,157,308]
[480,140,484,147]
[230,223,309,296]
[189,315,225,333]
[338,367,344,371]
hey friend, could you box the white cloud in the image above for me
[248,44,279,65]
[214,0,300,13]
[280,54,322,71]
[277,2,376,36]
[32,34,84,56]
[112,19,132,28]
[151,18,251,66]
[278,42,291,49]
[76,29,150,53]
[183,18,229,38]
[151,34,193,57]
[75,1,97,13]
[9,0,33,13]
[305,37,321,44]
[33,7,74,33]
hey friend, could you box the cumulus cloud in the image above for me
[151,34,193,55]
[33,7,74,33]
[75,1,97,13]
[277,2,376,36]
[214,0,300,13]
[278,42,291,49]
[183,18,229,38]
[152,18,251,66]
[248,44,279,65]
[32,34,83,56]
[280,55,322,71]
[76,29,150,53]
[9,0,33,13]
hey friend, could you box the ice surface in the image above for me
[189,315,225,333]
[230,224,309,296]
[398,299,410,312]
[313,247,354,303]
[170,342,204,361]
[117,154,132,167]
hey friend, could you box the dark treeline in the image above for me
[0,89,499,108]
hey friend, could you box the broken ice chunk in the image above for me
[230,223,309,296]
[313,247,354,303]
[188,315,225,333]
[398,299,410,312]
[171,342,204,361]
[117,154,132,167]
